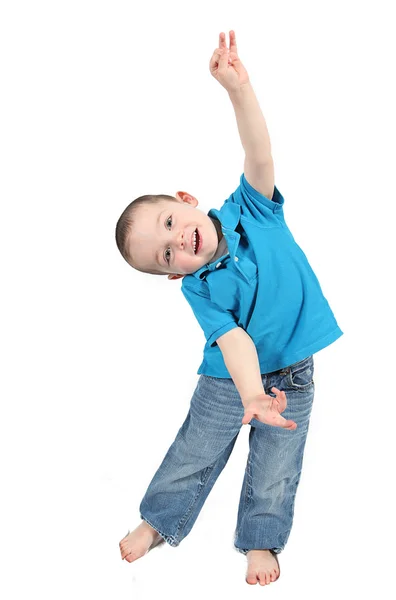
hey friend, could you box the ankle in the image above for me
[141,520,157,534]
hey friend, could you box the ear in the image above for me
[175,192,198,207]
[167,274,185,281]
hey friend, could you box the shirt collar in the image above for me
[207,201,241,231]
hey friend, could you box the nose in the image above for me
[173,229,186,251]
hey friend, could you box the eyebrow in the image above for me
[155,210,164,268]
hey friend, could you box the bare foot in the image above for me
[245,549,281,586]
[119,521,165,563]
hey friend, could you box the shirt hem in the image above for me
[197,326,344,378]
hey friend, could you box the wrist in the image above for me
[227,81,252,100]
[241,391,267,409]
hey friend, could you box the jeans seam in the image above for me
[233,455,252,555]
[241,455,253,520]
[173,463,215,543]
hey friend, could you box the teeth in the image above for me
[193,230,197,253]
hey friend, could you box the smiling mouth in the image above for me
[192,228,201,254]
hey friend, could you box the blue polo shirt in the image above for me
[181,173,344,377]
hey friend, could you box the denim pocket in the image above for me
[286,355,314,391]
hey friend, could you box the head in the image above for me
[115,190,223,280]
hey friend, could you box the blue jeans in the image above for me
[139,354,315,555]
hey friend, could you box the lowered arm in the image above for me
[216,326,265,408]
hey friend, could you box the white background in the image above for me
[1,0,395,597]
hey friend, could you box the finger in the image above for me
[276,415,297,429]
[271,387,286,412]
[219,31,227,49]
[214,47,228,72]
[264,405,294,428]
[211,47,225,61]
[209,48,223,71]
[219,47,229,65]
[229,29,238,55]
[242,411,254,424]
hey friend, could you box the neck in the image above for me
[211,217,223,243]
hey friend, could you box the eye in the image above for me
[164,215,172,264]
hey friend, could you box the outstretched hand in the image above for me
[242,387,297,430]
[209,30,250,93]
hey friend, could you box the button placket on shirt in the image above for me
[209,226,231,271]
[202,213,251,283]
[227,230,239,263]
[223,229,251,283]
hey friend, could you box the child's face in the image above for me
[127,192,222,280]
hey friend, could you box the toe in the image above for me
[258,571,268,586]
[120,548,131,560]
[246,572,258,585]
[124,552,136,563]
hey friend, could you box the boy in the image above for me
[116,31,343,586]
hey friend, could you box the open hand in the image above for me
[242,387,297,430]
[209,30,250,93]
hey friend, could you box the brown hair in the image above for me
[115,194,179,275]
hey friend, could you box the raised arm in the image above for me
[210,31,275,199]
[229,82,275,200]
[228,81,272,163]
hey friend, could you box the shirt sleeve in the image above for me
[181,280,239,348]
[230,173,285,225]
